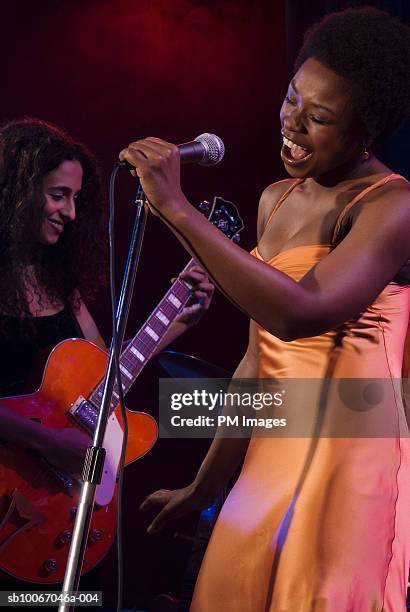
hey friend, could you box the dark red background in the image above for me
[3,0,410,608]
[1,0,288,607]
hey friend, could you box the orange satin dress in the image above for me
[191,174,410,611]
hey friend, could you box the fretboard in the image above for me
[89,261,195,411]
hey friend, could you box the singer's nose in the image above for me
[283,108,303,133]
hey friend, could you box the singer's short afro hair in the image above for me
[294,6,410,143]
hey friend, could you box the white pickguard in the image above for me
[95,412,123,506]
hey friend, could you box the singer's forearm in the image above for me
[120,139,410,341]
[118,141,308,339]
[156,198,311,341]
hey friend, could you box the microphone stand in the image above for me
[59,180,148,612]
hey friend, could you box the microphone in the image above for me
[178,133,225,166]
[118,133,225,169]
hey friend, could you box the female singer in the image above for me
[120,7,410,611]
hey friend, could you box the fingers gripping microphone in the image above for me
[118,133,225,169]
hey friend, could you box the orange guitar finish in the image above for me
[0,338,158,584]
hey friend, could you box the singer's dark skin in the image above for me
[120,57,410,533]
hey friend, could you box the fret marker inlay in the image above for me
[145,326,159,341]
[120,364,133,380]
[156,310,170,326]
[130,346,145,362]
[168,294,182,308]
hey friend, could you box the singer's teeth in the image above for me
[283,136,307,151]
[282,136,312,160]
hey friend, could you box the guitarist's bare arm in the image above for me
[0,403,89,477]
[0,294,100,477]
[0,266,213,476]
[74,295,106,349]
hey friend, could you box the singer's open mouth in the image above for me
[281,136,313,166]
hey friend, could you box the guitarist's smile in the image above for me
[39,160,82,246]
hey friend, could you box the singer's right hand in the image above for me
[140,481,215,534]
[119,137,190,219]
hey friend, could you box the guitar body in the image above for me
[0,338,158,584]
[0,196,243,585]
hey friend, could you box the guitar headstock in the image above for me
[197,196,244,242]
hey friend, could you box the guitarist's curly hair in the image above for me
[0,118,107,325]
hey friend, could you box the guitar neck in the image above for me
[89,259,196,410]
[71,196,242,433]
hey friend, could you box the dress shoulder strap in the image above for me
[266,179,304,226]
[331,173,408,244]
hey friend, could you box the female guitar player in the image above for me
[0,118,214,478]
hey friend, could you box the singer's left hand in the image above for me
[119,137,189,217]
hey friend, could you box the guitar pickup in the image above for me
[69,396,98,434]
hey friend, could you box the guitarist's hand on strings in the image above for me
[151,265,215,354]
[174,265,214,329]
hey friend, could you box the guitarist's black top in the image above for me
[0,306,83,397]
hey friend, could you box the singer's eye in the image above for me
[310,115,327,125]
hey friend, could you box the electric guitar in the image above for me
[0,197,243,584]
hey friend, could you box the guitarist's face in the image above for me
[39,160,83,245]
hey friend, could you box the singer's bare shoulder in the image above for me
[257,179,296,241]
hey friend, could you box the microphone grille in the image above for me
[194,133,225,166]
